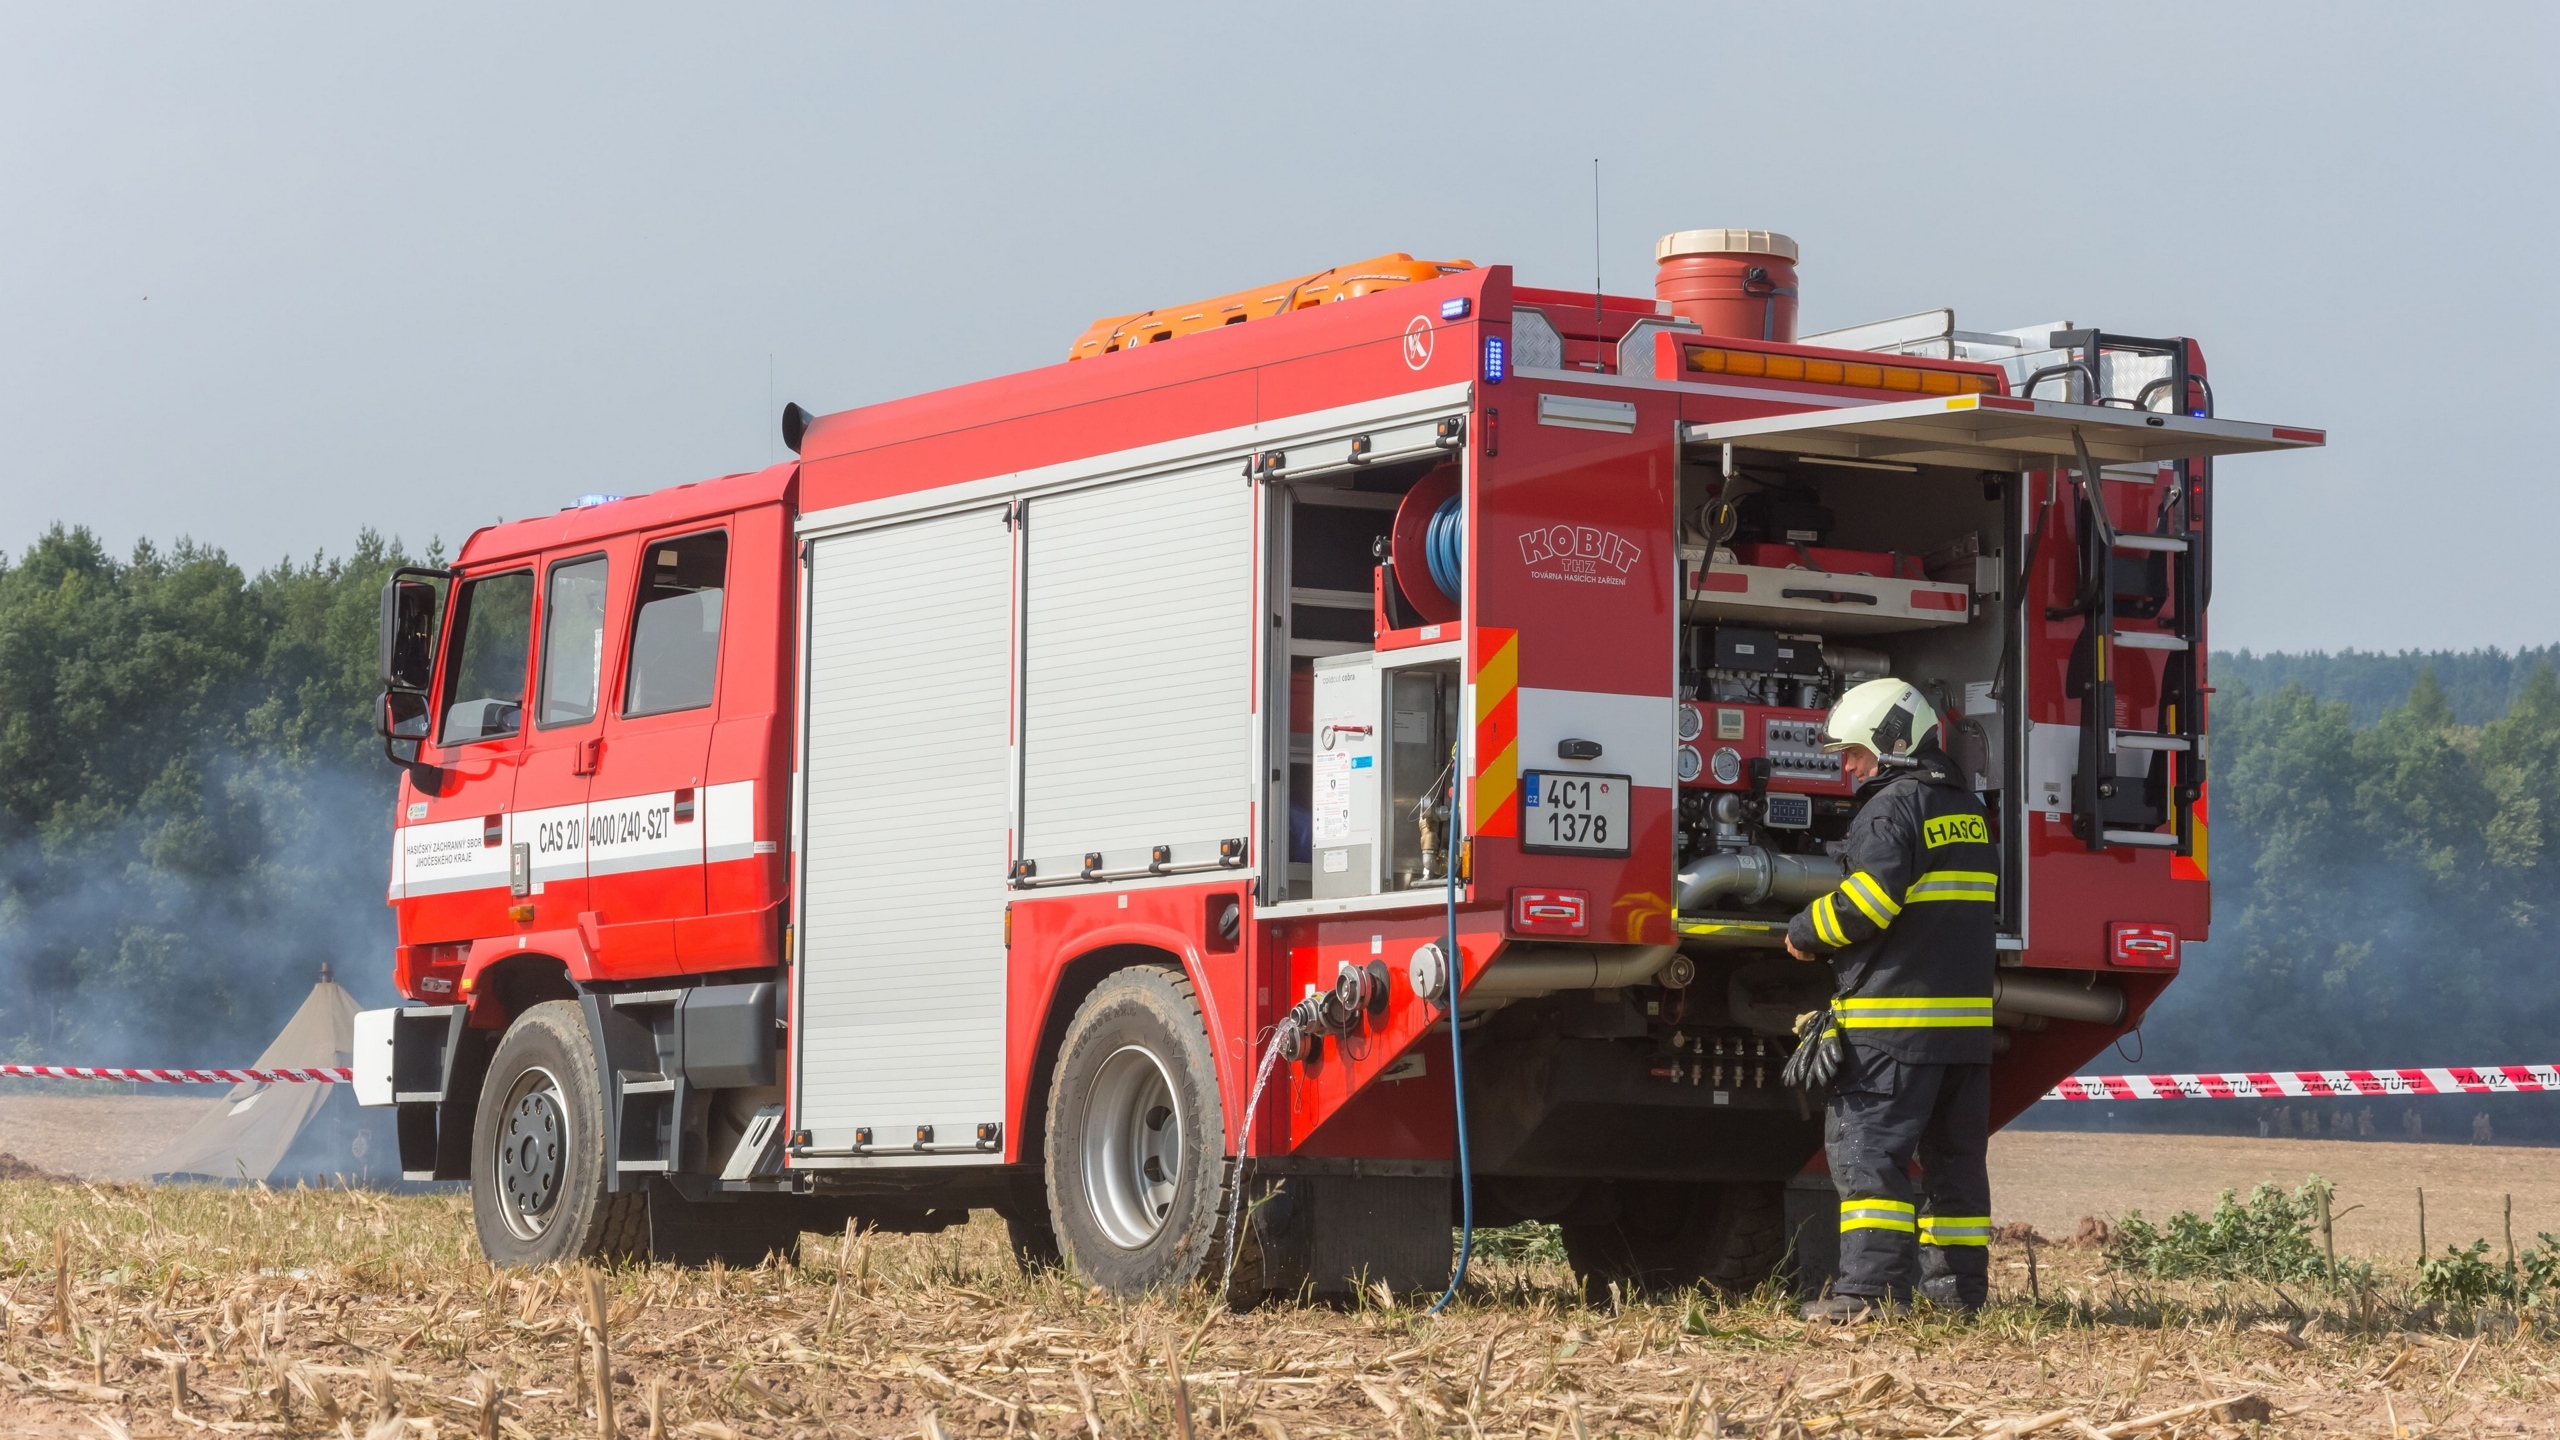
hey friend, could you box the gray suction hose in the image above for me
[1676,846,1844,913]
[1472,943,1679,998]
[1992,970,2127,1025]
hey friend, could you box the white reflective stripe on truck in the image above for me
[386,780,755,898]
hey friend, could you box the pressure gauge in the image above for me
[1677,745,1703,783]
[1678,704,1704,742]
[1710,746,1743,785]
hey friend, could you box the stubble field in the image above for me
[0,1100,2551,1436]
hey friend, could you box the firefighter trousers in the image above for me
[1824,1047,1992,1307]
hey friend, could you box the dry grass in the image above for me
[0,1180,2549,1438]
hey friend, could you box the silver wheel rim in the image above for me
[1081,1044,1183,1249]
[493,1064,571,1241]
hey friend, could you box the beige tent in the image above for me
[137,968,393,1184]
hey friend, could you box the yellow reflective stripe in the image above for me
[1839,1196,1917,1234]
[1919,1215,1992,1246]
[1811,895,1849,949]
[1835,996,1995,1029]
[1840,871,1897,929]
[1904,869,1998,903]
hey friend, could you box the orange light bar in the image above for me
[1068,253,1476,361]
[1684,345,1997,396]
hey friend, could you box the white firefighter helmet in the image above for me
[1820,678,1938,758]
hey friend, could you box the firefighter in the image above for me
[1782,678,1998,1320]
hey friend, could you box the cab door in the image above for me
[583,527,728,975]
[396,568,535,939]
[514,551,612,938]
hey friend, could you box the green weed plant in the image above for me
[2105,1179,2332,1284]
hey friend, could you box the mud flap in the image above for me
[388,1005,491,1182]
[1242,1172,1452,1302]
[643,1177,809,1266]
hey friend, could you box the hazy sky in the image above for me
[3,4,2552,653]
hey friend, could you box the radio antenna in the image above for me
[1592,159,1604,369]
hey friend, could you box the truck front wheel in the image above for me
[469,1001,646,1267]
[1044,966,1229,1297]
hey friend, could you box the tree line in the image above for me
[2124,661,2560,1141]
[1,526,2554,1096]
[0,526,425,1062]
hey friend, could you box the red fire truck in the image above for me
[355,229,2321,1295]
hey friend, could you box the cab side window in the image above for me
[623,532,728,717]
[439,570,535,744]
[537,555,610,727]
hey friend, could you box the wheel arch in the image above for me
[464,950,579,1028]
[1016,942,1197,1170]
[424,949,581,1183]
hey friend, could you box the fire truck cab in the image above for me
[358,229,2320,1294]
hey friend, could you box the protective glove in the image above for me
[1780,1005,1845,1094]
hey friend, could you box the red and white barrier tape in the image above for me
[8,1062,2555,1098]
[0,1065,352,1085]
[2046,1065,2560,1102]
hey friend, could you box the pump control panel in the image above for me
[1677,701,1851,795]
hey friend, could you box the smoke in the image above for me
[2021,651,2560,1144]
[0,748,396,1066]
[0,525,422,1071]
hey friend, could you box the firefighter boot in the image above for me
[1801,1293,1905,1323]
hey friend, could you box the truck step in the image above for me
[2110,631,2189,652]
[2110,533,2189,553]
[2114,731,2192,752]
[2101,829,2181,849]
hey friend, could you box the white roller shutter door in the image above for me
[1019,464,1254,876]
[795,506,1014,1156]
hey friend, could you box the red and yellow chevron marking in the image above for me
[1471,628,1519,837]
[2171,784,2209,882]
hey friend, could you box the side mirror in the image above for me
[380,689,432,742]
[380,689,445,793]
[379,578,441,692]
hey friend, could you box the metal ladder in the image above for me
[2036,331,2210,856]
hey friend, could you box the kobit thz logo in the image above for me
[1519,524,1642,587]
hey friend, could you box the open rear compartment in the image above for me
[1456,440,2019,1193]
[1664,440,2019,1073]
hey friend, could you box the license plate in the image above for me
[1519,770,1631,856]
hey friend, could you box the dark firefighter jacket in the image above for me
[1785,741,1999,1065]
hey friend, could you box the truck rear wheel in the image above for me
[469,1001,646,1268]
[1560,1181,1787,1296]
[1044,966,1229,1297]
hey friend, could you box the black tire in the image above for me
[1044,966,1229,1297]
[469,1001,647,1268]
[1560,1181,1788,1295]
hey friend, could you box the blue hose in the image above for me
[1424,495,1464,603]
[1427,838,1473,1314]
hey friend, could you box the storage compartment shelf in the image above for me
[1683,551,1969,635]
